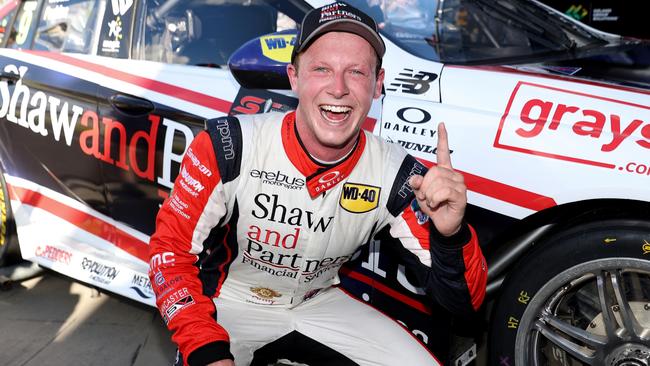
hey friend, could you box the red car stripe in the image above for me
[9,185,149,261]
[25,51,233,113]
[339,266,432,315]
[418,157,557,211]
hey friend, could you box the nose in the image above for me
[328,71,349,99]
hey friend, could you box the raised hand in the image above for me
[408,123,466,236]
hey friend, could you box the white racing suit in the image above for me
[149,111,487,365]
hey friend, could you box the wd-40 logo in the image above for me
[340,183,380,213]
[387,69,438,95]
[261,35,296,63]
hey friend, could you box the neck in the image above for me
[295,115,359,163]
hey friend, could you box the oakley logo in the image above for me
[319,171,340,184]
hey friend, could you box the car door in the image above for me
[0,0,106,216]
[96,0,306,240]
[0,0,110,274]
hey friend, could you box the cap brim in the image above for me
[295,19,385,59]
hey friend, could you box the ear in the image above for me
[287,63,299,92]
[373,68,385,99]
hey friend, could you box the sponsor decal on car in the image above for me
[387,69,438,95]
[130,273,155,299]
[384,105,454,155]
[339,183,380,213]
[383,107,437,140]
[260,35,296,63]
[81,257,120,285]
[42,3,69,22]
[0,64,195,192]
[35,245,72,265]
[111,0,133,16]
[102,15,123,54]
[230,88,297,116]
[495,82,650,176]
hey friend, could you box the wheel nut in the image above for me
[590,322,596,328]
[612,305,620,312]
[645,304,650,311]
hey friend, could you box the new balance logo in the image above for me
[387,69,438,95]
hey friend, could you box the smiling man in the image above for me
[149,3,487,366]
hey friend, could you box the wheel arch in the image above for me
[484,198,650,298]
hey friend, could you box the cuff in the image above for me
[187,341,234,366]
[429,221,471,249]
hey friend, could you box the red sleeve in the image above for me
[148,131,233,364]
[461,225,487,310]
[389,203,488,313]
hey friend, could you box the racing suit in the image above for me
[149,111,487,366]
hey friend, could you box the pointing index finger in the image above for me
[436,122,453,168]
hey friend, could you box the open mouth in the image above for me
[320,105,352,122]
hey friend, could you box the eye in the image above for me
[313,66,328,73]
[350,69,366,76]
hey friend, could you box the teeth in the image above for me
[321,105,351,113]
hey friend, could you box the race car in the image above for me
[0,0,648,365]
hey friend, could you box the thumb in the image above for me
[409,175,423,190]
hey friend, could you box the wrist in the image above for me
[429,221,471,249]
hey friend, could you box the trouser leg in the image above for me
[291,287,440,366]
[213,287,440,366]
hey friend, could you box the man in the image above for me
[149,2,487,365]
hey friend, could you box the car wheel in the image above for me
[0,166,17,267]
[488,220,650,366]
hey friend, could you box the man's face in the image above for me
[288,32,384,160]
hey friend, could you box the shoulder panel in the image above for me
[205,117,243,183]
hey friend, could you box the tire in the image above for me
[0,166,18,267]
[488,220,650,366]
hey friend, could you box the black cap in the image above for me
[291,2,385,63]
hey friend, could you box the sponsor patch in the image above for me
[339,183,380,213]
[410,199,429,225]
[163,295,195,325]
[250,287,282,300]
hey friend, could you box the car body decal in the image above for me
[7,182,149,262]
[25,50,234,113]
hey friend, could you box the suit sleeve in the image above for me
[381,155,487,314]
[148,117,242,365]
